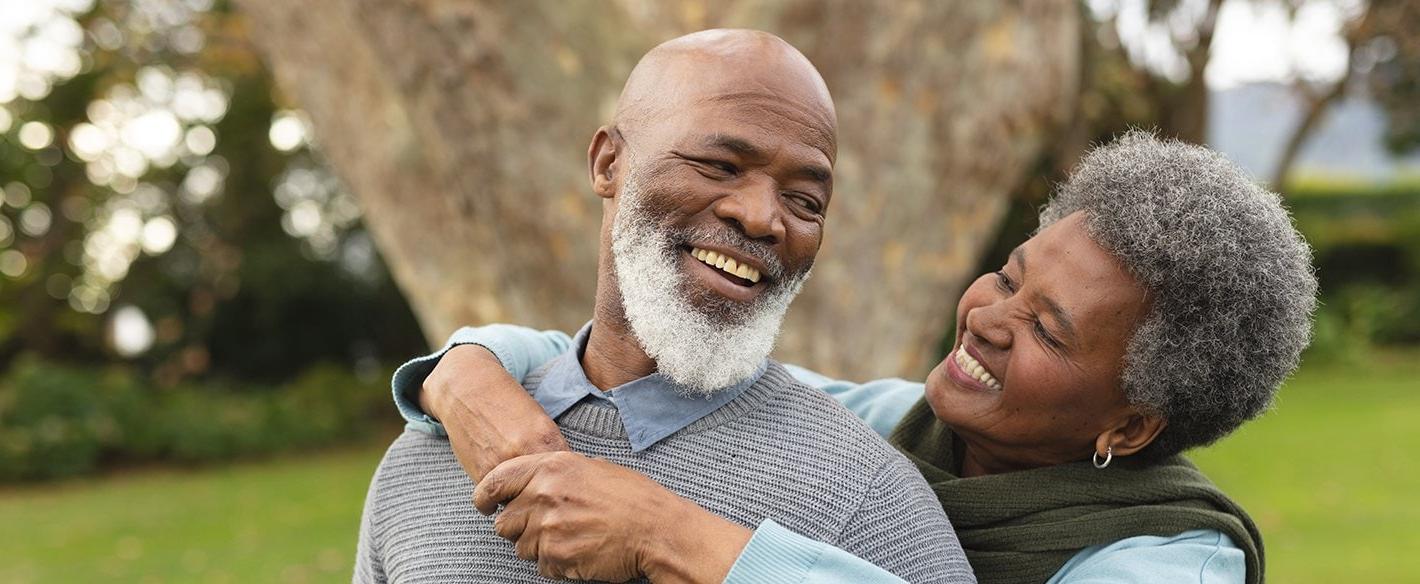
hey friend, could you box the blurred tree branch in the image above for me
[1271,1,1380,191]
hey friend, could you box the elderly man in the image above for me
[353,29,974,584]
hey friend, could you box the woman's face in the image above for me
[924,211,1152,475]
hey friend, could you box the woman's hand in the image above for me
[420,344,569,482]
[474,451,754,584]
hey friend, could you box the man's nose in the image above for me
[714,180,786,244]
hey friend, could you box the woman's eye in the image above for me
[1034,320,1060,348]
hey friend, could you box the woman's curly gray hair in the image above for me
[1039,131,1317,461]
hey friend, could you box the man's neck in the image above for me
[582,317,656,391]
[582,273,657,391]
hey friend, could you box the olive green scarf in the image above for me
[888,399,1264,584]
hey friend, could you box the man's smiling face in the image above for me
[591,29,838,391]
[620,93,835,322]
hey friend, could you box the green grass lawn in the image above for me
[2,351,1417,583]
[0,438,395,583]
[1190,349,1420,583]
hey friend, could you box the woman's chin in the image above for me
[923,361,954,421]
[924,355,994,429]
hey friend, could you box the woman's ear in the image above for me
[1097,412,1167,459]
[587,126,619,200]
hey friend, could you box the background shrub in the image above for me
[0,359,397,482]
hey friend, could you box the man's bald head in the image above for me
[612,29,837,161]
[580,29,837,391]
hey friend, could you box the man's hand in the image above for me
[420,344,569,482]
[474,452,754,584]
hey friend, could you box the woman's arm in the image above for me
[1047,530,1245,583]
[391,324,573,434]
[392,326,925,439]
[781,364,925,438]
[395,328,932,583]
[723,520,910,584]
[475,451,913,584]
[390,324,574,481]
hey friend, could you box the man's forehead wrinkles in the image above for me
[700,133,762,157]
[713,109,835,165]
[702,90,834,129]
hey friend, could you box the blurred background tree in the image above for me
[0,0,425,482]
[233,0,1081,379]
[0,0,425,385]
[1,0,1417,480]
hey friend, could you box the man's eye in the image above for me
[703,160,738,176]
[786,193,823,215]
[994,270,1015,293]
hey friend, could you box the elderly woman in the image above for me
[391,132,1315,583]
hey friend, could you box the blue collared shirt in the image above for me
[391,322,767,452]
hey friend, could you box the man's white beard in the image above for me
[610,171,810,395]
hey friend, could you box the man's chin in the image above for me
[679,280,761,327]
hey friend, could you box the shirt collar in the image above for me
[533,322,767,452]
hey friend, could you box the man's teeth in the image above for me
[691,247,761,283]
[954,347,1002,390]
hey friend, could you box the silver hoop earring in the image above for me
[1092,446,1113,469]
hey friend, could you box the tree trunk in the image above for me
[233,0,1079,379]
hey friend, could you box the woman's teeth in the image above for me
[691,247,761,283]
[954,347,1002,390]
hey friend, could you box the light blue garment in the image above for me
[781,364,923,439]
[724,519,918,584]
[1044,530,1246,583]
[390,324,1247,583]
[389,324,574,436]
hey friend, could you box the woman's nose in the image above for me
[965,304,1012,350]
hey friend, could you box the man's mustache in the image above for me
[671,224,796,283]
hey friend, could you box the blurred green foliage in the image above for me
[0,0,426,387]
[1288,179,1420,358]
[0,356,397,482]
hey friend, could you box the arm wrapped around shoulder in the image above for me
[423,344,569,482]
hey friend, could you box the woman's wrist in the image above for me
[643,498,754,584]
[420,343,503,421]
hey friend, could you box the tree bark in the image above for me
[233,0,1079,379]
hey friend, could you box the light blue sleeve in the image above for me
[723,519,910,584]
[390,324,574,436]
[1045,530,1246,584]
[781,364,925,438]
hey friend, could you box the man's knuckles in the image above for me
[492,512,521,540]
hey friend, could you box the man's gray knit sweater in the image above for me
[354,362,972,583]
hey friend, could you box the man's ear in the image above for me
[587,126,619,200]
[1096,411,1167,460]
